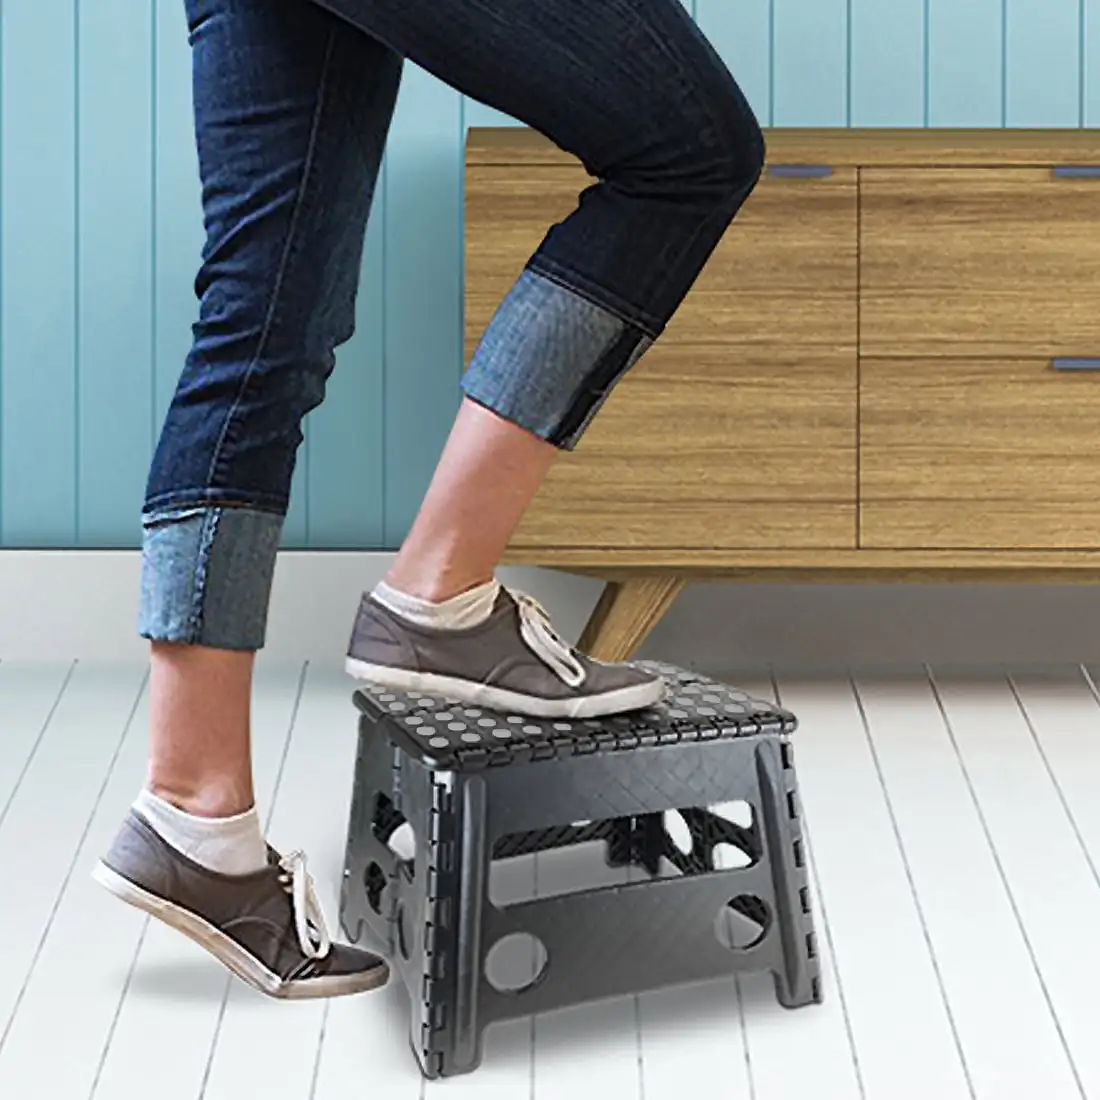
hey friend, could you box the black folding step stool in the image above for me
[339,661,822,1078]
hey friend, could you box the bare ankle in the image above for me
[381,570,495,604]
[146,780,255,820]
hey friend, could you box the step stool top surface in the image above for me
[352,662,796,772]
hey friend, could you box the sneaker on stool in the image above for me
[345,586,666,719]
[92,809,388,999]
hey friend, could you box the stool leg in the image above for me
[755,740,823,1008]
[415,772,491,1079]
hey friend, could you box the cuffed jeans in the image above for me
[140,0,765,651]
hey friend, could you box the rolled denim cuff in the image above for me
[461,266,652,451]
[138,505,284,651]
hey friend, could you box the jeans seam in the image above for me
[549,328,651,448]
[202,26,339,492]
[189,507,222,642]
[143,488,288,517]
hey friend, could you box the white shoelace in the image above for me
[509,588,588,688]
[275,849,332,960]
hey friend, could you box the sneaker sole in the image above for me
[344,658,667,719]
[91,861,389,1000]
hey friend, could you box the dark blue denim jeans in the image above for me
[140,0,764,651]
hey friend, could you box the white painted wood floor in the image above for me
[2,658,1100,1100]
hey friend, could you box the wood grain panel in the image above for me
[862,169,1100,357]
[668,167,856,345]
[499,546,1100,580]
[861,358,1100,549]
[509,345,856,551]
[466,165,857,350]
[467,127,1100,169]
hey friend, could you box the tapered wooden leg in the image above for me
[577,575,686,662]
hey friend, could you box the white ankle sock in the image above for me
[372,577,501,630]
[133,788,269,876]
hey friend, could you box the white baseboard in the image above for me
[3,550,1100,667]
[0,551,605,664]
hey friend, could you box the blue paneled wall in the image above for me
[0,0,1097,549]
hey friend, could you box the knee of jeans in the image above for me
[705,101,766,207]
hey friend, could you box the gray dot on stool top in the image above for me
[352,661,797,770]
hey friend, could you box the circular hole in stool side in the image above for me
[364,861,387,915]
[484,933,548,995]
[716,895,771,951]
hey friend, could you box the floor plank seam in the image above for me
[0,667,146,1063]
[1007,667,1100,895]
[90,918,151,1100]
[0,660,77,838]
[769,667,868,1100]
[849,671,977,1100]
[925,664,1089,1100]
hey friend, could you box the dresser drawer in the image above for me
[466,165,857,352]
[861,358,1100,549]
[511,345,856,552]
[665,166,857,347]
[861,168,1100,357]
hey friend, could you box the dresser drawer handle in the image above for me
[768,164,833,179]
[1052,358,1100,370]
[1053,166,1100,178]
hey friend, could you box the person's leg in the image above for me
[332,0,764,714]
[139,0,400,822]
[94,0,401,999]
[384,400,556,602]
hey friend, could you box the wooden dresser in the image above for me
[466,128,1100,661]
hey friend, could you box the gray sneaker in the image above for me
[345,586,667,719]
[92,810,388,1000]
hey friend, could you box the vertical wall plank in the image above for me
[383,70,464,547]
[77,0,154,547]
[306,168,387,549]
[0,0,78,545]
[773,0,850,126]
[927,0,1004,125]
[697,0,773,126]
[1084,0,1100,125]
[1006,0,1082,126]
[851,0,927,126]
[152,2,203,522]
